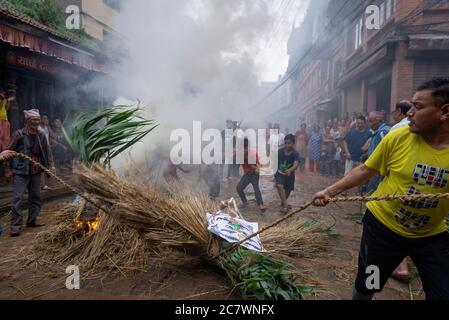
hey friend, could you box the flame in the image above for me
[86,218,100,233]
[74,214,101,234]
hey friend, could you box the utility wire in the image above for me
[244,0,446,115]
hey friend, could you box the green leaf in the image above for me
[63,105,158,165]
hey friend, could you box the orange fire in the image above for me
[74,214,101,234]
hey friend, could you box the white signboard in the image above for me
[206,211,265,252]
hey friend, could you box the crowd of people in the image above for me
[292,106,413,181]
[164,106,415,217]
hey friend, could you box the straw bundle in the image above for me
[74,164,217,254]
[31,163,332,299]
[73,164,331,261]
[33,206,153,274]
[262,221,330,260]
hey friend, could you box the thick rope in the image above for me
[212,193,449,260]
[3,152,449,259]
[0,152,103,211]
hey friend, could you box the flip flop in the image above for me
[280,207,289,214]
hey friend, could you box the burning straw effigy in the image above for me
[27,106,332,300]
[30,163,332,299]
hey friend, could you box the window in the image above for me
[380,2,385,26]
[334,60,342,82]
[386,0,392,19]
[354,17,363,50]
[322,60,330,82]
[381,0,396,23]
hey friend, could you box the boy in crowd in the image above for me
[236,138,266,213]
[275,134,300,213]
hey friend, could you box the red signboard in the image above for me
[6,50,78,78]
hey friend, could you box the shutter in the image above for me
[414,60,449,91]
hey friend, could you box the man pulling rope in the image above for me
[3,109,55,237]
[313,78,449,300]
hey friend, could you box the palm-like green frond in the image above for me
[63,105,158,165]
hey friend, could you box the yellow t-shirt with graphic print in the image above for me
[365,126,449,238]
[0,98,9,121]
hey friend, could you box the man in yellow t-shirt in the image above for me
[313,77,449,300]
[0,88,15,151]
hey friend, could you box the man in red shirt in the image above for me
[236,138,266,213]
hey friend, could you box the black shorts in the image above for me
[274,172,295,193]
[355,210,449,299]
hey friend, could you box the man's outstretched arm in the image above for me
[313,165,378,206]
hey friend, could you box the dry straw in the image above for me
[31,163,331,276]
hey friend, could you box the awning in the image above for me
[409,34,449,51]
[0,22,107,74]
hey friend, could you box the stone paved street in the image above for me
[0,170,424,300]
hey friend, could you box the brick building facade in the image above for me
[288,0,449,128]
[0,2,109,131]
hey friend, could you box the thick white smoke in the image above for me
[111,0,273,130]
[106,0,309,169]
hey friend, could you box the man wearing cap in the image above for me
[4,109,54,237]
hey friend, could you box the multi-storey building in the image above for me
[56,0,121,42]
[288,0,449,128]
[0,2,108,130]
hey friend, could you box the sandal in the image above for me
[280,207,289,214]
